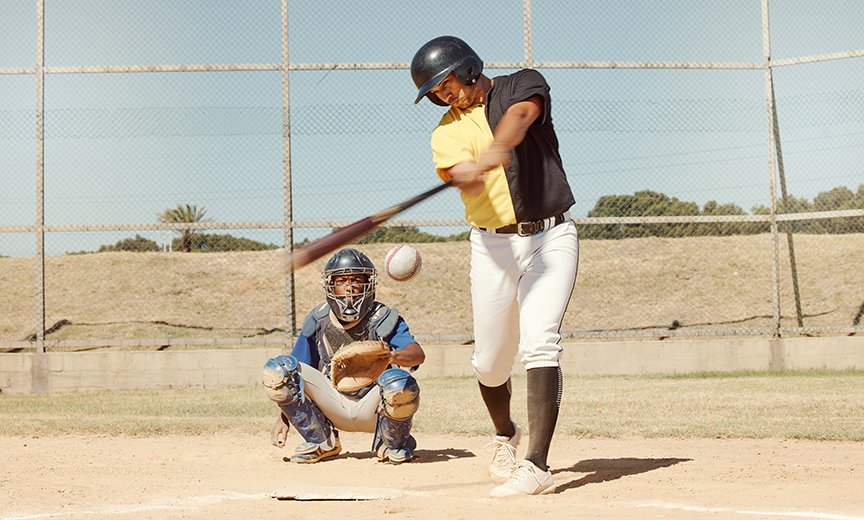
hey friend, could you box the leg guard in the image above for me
[262,355,304,404]
[262,355,340,462]
[378,368,420,420]
[372,368,420,464]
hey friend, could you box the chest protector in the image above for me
[300,301,400,379]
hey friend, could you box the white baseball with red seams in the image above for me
[384,244,422,281]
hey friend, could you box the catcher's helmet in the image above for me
[322,248,377,323]
[411,35,483,106]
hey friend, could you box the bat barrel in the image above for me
[284,181,453,272]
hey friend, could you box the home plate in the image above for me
[272,486,405,501]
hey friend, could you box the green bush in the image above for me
[179,233,279,252]
[99,234,160,252]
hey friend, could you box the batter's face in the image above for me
[430,72,482,109]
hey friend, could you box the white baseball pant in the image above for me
[469,220,579,387]
[297,362,380,433]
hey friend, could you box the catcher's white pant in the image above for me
[298,362,380,433]
[469,220,579,387]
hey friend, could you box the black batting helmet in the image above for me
[411,36,483,106]
[322,248,377,323]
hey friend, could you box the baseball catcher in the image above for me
[262,248,425,464]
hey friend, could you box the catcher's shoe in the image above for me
[376,435,417,465]
[290,431,341,463]
[490,460,556,497]
[486,423,521,480]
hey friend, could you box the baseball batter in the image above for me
[261,248,425,464]
[411,36,579,497]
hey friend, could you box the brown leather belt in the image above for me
[478,213,568,236]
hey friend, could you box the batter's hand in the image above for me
[448,161,487,197]
[478,142,512,171]
[270,414,290,448]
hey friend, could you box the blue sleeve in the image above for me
[290,334,319,367]
[383,316,416,351]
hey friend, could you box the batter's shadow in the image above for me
[340,447,475,464]
[552,457,691,493]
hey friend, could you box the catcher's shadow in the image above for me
[552,457,690,494]
[340,447,474,464]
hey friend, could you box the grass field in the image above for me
[2,369,862,441]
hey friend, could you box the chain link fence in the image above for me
[2,0,863,352]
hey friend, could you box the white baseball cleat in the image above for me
[490,459,557,497]
[487,423,521,480]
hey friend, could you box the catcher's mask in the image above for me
[411,35,483,106]
[322,248,377,323]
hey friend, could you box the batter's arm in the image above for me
[440,96,543,196]
[477,95,543,170]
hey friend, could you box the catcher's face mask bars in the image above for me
[326,272,375,322]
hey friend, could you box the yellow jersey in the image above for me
[430,105,517,230]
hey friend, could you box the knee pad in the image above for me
[377,368,419,420]
[262,355,304,404]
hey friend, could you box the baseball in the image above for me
[384,244,422,282]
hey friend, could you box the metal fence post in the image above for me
[32,0,49,393]
[761,0,783,337]
[281,0,296,343]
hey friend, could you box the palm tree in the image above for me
[158,204,208,252]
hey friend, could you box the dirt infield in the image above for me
[2,433,862,520]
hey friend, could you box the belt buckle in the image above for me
[516,221,538,236]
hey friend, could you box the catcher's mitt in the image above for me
[330,340,392,392]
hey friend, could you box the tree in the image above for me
[158,204,208,252]
[701,200,753,236]
[814,186,858,234]
[177,233,278,252]
[813,186,854,211]
[356,225,450,244]
[98,234,160,252]
[586,190,699,239]
[753,194,814,233]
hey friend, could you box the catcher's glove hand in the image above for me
[330,340,392,393]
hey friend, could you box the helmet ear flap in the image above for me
[459,57,482,85]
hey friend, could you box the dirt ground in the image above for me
[2,433,862,520]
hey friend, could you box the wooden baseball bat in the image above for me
[285,180,454,272]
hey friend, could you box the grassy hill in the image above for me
[1,233,862,346]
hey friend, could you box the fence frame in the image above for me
[2,0,864,363]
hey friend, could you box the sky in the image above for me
[2,0,864,256]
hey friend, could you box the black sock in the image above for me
[525,366,563,471]
[478,379,515,437]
